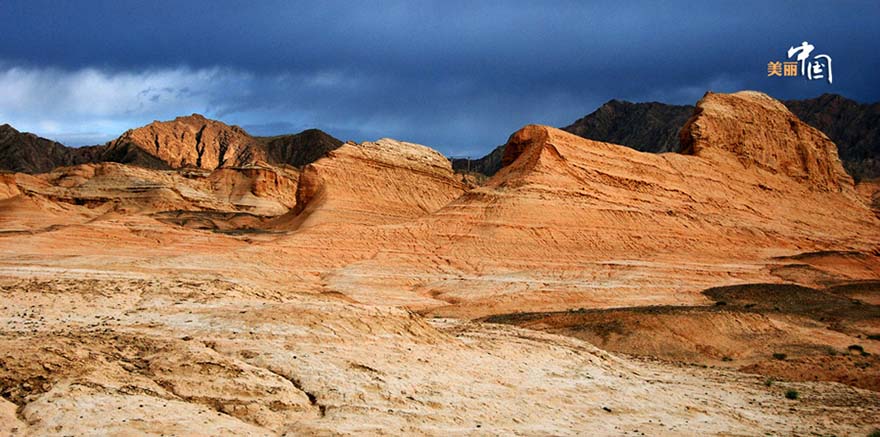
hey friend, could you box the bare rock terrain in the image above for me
[0,91,878,435]
[456,93,880,182]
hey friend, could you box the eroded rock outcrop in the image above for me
[461,93,879,182]
[311,92,878,316]
[0,92,876,323]
[856,178,880,217]
[104,114,265,170]
[0,162,300,231]
[680,91,853,191]
[0,119,345,176]
[785,93,880,181]
[276,138,465,230]
[102,116,346,171]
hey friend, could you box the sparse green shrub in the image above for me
[868,428,880,437]
[785,389,799,400]
[764,378,774,387]
[867,334,880,341]
[772,353,787,360]
[722,356,733,362]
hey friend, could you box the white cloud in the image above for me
[0,64,314,145]
[0,63,492,151]
[0,62,640,154]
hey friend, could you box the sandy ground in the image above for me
[0,272,878,436]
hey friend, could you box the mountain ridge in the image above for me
[0,116,342,174]
[4,93,877,181]
[451,93,880,182]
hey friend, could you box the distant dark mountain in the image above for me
[454,94,880,182]
[451,101,694,176]
[258,129,343,167]
[0,124,104,173]
[450,145,505,176]
[784,94,880,182]
[3,95,877,181]
[562,100,694,154]
[101,114,263,170]
[102,115,344,170]
[0,119,342,174]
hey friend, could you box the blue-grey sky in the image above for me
[1,1,878,156]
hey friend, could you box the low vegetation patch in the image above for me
[849,344,865,353]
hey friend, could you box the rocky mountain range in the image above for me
[563,100,694,154]
[785,94,880,182]
[4,93,877,185]
[452,93,880,182]
[0,124,105,173]
[0,115,342,173]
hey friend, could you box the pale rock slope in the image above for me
[680,91,853,190]
[258,92,879,315]
[0,162,299,233]
[277,138,466,230]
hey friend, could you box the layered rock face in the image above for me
[2,92,875,309]
[453,101,695,178]
[785,93,880,181]
[104,114,266,169]
[460,93,879,182]
[0,162,300,235]
[282,138,466,230]
[680,91,853,191]
[230,91,878,316]
[467,94,872,255]
[0,119,343,174]
[0,117,347,231]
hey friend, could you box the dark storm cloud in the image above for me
[1,0,878,153]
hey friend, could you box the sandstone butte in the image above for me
[0,90,878,435]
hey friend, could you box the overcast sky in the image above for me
[1,1,878,156]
